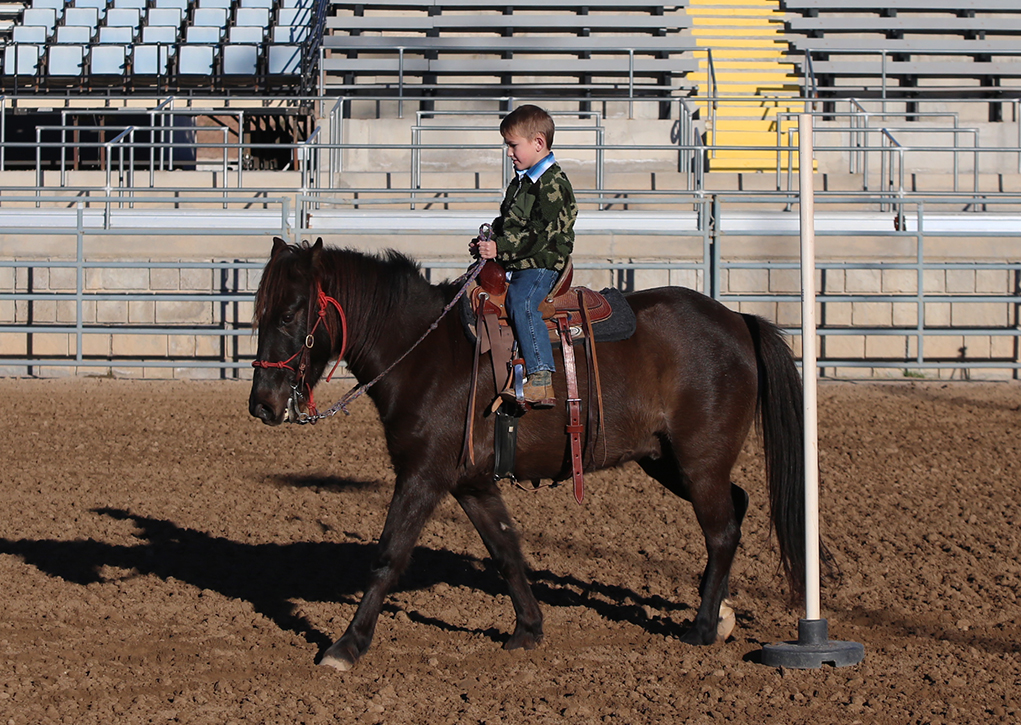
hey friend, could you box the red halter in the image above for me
[252,282,348,418]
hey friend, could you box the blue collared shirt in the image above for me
[518,152,557,183]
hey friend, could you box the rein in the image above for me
[256,260,485,425]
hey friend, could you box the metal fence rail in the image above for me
[1,194,1018,379]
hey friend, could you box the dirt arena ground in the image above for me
[0,377,1018,724]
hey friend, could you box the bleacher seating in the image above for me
[782,0,1021,102]
[321,0,695,102]
[1,0,327,93]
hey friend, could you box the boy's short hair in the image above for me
[500,104,556,149]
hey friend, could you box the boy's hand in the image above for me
[476,240,497,259]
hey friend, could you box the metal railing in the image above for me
[1,193,1019,378]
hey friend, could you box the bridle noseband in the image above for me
[252,281,348,420]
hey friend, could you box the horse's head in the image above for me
[249,237,343,425]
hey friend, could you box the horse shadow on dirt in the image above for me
[0,500,696,656]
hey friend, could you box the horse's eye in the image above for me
[280,312,295,325]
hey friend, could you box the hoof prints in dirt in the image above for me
[0,378,1019,724]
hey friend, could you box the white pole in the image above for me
[760,113,862,668]
[799,113,821,622]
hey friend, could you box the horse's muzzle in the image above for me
[250,398,284,426]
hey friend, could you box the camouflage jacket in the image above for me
[491,162,577,272]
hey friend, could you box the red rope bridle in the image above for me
[252,281,348,419]
[254,259,485,425]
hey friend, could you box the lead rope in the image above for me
[290,259,486,424]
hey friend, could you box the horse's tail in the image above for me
[742,313,807,602]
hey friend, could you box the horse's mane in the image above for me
[253,241,443,341]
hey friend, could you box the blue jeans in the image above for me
[506,267,559,375]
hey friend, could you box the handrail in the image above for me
[706,48,718,157]
[803,50,818,109]
[298,125,322,225]
[105,126,136,224]
[0,96,1012,208]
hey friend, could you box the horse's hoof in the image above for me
[318,640,359,671]
[504,626,543,651]
[319,654,355,671]
[680,625,717,646]
[717,599,737,640]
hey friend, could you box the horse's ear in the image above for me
[271,237,288,257]
[311,237,324,264]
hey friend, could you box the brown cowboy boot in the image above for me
[521,370,555,409]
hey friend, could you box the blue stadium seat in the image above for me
[271,25,309,43]
[192,7,228,26]
[197,0,232,10]
[276,7,311,26]
[30,0,65,11]
[228,25,265,43]
[234,8,269,27]
[153,0,189,9]
[90,43,127,74]
[267,44,301,74]
[98,26,134,43]
[185,25,223,43]
[21,9,59,35]
[239,0,273,8]
[55,25,95,43]
[13,26,50,43]
[141,25,179,44]
[222,43,259,75]
[3,44,44,75]
[64,7,101,28]
[133,43,172,75]
[145,8,184,27]
[278,0,314,7]
[47,44,86,76]
[73,0,109,19]
[104,7,141,29]
[178,43,217,75]
[112,0,146,8]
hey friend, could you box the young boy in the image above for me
[474,104,577,408]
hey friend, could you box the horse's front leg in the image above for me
[454,479,543,650]
[319,476,444,671]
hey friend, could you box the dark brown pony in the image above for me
[249,237,806,671]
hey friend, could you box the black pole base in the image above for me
[760,618,864,669]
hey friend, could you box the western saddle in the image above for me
[462,259,609,503]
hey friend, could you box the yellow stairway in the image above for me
[687,0,809,172]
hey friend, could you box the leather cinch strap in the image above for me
[556,315,585,504]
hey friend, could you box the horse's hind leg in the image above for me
[639,455,747,645]
[454,480,544,650]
